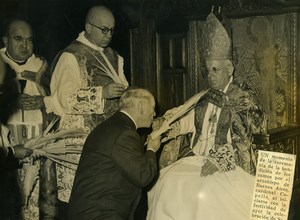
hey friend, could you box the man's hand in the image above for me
[18,94,44,110]
[12,145,33,159]
[152,117,165,131]
[146,135,161,153]
[200,159,219,177]
[102,83,127,99]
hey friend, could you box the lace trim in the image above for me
[67,87,104,114]
[207,143,236,172]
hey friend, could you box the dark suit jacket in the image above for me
[68,112,158,220]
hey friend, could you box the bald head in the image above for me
[86,6,114,24]
[3,19,33,62]
[84,6,115,48]
[6,20,32,37]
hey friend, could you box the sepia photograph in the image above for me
[0,0,299,219]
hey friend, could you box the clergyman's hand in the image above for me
[200,159,219,177]
[12,145,33,159]
[102,83,127,99]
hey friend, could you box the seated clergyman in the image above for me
[146,11,266,220]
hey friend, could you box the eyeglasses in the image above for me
[88,22,115,35]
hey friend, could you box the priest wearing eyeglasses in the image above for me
[44,5,129,216]
[147,11,266,220]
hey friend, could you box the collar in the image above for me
[120,110,137,129]
[206,76,233,108]
[76,31,104,52]
[5,51,27,65]
[0,47,36,74]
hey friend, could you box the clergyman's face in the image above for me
[86,13,115,48]
[205,59,232,90]
[4,22,33,61]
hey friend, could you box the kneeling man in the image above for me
[68,87,161,220]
